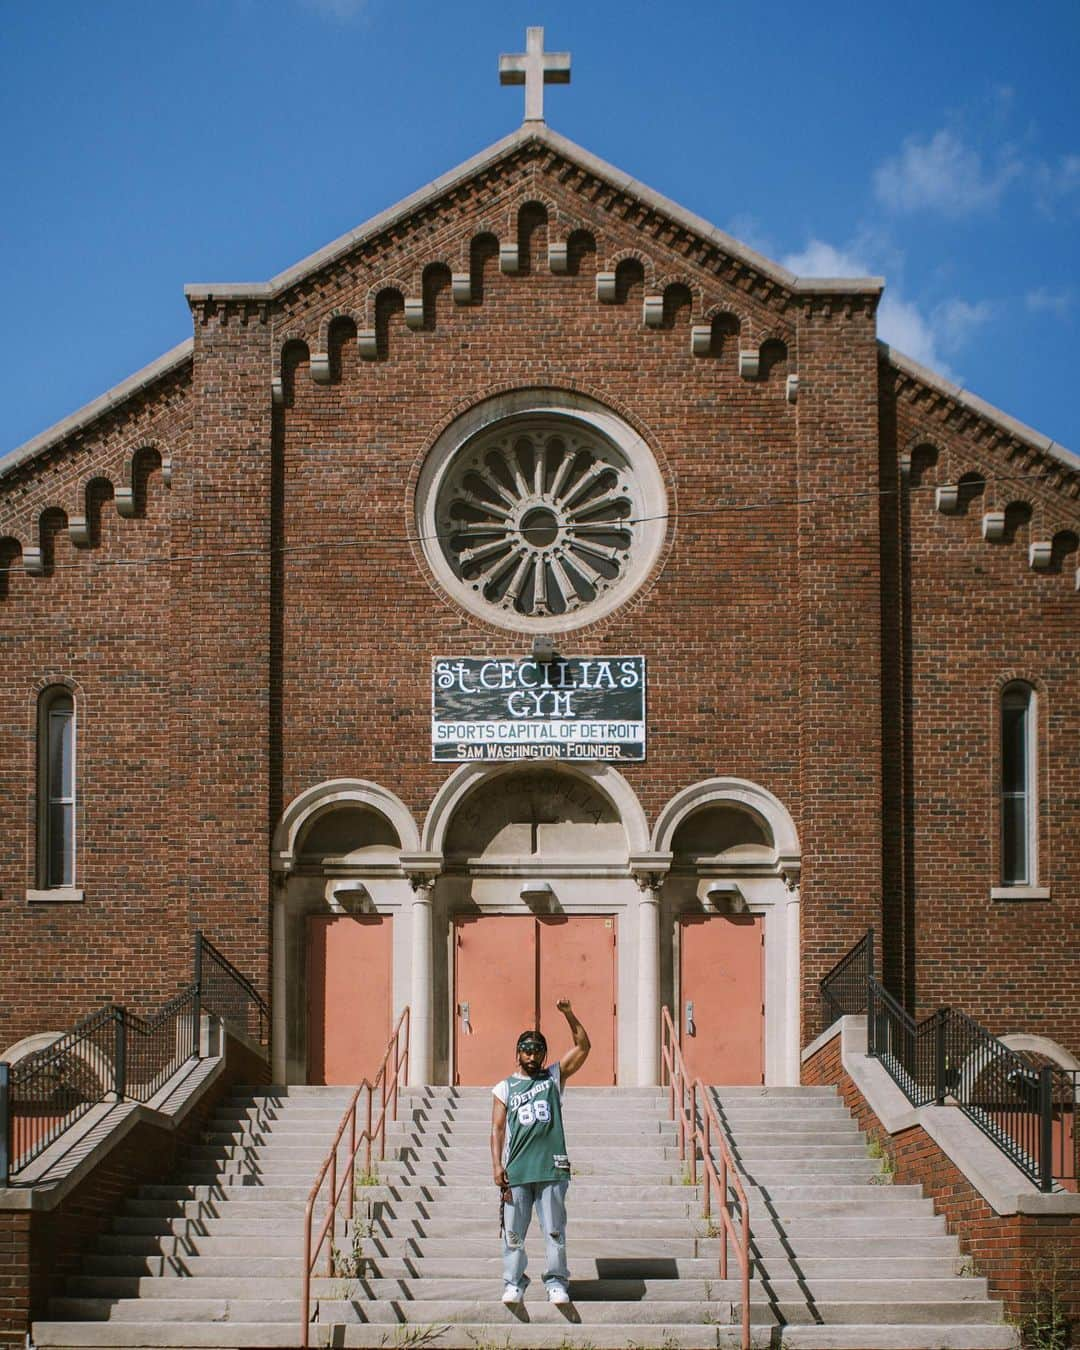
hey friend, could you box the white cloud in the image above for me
[932,298,996,349]
[1034,153,1080,214]
[873,129,1021,217]
[781,239,872,279]
[781,237,1001,382]
[1026,287,1073,317]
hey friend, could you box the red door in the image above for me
[678,913,764,1084]
[307,914,393,1085]
[453,916,535,1088]
[538,915,616,1088]
[454,914,617,1085]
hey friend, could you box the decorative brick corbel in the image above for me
[68,517,90,546]
[162,455,172,487]
[785,374,799,404]
[451,273,472,304]
[739,348,760,380]
[358,330,378,360]
[642,295,664,328]
[271,377,285,406]
[22,547,44,576]
[310,353,331,384]
[1028,541,1053,570]
[690,326,712,356]
[596,272,617,303]
[982,511,1006,541]
[936,485,960,514]
[499,243,519,275]
[548,242,569,274]
[115,487,136,518]
[404,298,425,331]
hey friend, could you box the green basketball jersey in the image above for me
[496,1064,569,1186]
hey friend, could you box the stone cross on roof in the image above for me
[499,27,571,124]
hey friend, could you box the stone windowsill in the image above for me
[990,885,1051,902]
[26,887,85,904]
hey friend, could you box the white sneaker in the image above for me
[502,1285,524,1305]
[547,1285,570,1305]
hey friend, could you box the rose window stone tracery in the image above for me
[416,393,668,634]
[438,423,636,620]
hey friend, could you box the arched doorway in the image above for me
[422,762,650,1086]
[271,780,419,1084]
[653,779,801,1086]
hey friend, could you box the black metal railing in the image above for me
[824,930,1078,1193]
[0,931,268,1185]
[820,927,874,1026]
[196,933,270,1048]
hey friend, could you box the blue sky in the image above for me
[2,1,1078,455]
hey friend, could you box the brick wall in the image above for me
[803,1032,1080,1335]
[0,1032,269,1346]
[0,133,1076,1060]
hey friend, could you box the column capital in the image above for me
[401,852,442,894]
[628,852,672,894]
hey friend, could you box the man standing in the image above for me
[490,998,591,1306]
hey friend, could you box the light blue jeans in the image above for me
[502,1179,570,1292]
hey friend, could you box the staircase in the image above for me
[32,1083,1018,1349]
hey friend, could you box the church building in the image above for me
[2,30,1078,1094]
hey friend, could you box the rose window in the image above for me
[439,425,634,619]
[417,395,667,633]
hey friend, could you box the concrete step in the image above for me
[28,1322,1020,1349]
[59,1276,991,1306]
[781,1329,1018,1350]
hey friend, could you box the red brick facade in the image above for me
[803,1032,1080,1335]
[0,128,1076,1058]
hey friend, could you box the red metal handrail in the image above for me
[661,1005,751,1350]
[300,1006,411,1347]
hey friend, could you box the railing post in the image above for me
[1038,1065,1054,1193]
[689,1081,698,1185]
[0,1062,10,1186]
[364,1084,373,1176]
[934,1008,948,1105]
[192,931,204,1060]
[114,1009,127,1102]
[867,977,877,1057]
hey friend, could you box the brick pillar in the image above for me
[172,298,274,996]
[795,289,885,1039]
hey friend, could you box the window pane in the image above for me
[48,803,74,886]
[48,706,74,800]
[1002,795,1028,885]
[1001,702,1027,795]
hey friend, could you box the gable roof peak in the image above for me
[183,122,883,305]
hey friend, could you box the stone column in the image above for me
[407,875,436,1086]
[636,877,662,1086]
[629,854,670,1086]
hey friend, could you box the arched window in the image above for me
[1000,683,1035,886]
[38,687,76,889]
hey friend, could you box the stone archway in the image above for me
[421,762,651,1085]
[272,779,420,1083]
[653,778,802,1085]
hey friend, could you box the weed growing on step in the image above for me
[355,1166,379,1189]
[330,1220,369,1279]
[464,1331,512,1350]
[381,1325,449,1349]
[1016,1244,1073,1350]
[865,1134,896,1180]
